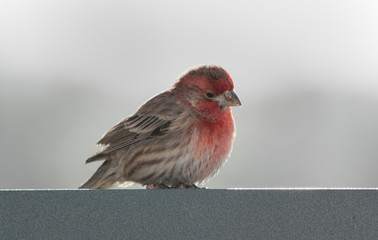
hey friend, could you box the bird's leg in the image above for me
[145,184,169,189]
[146,183,202,189]
[172,184,200,189]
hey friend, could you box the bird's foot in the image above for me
[172,184,200,189]
[146,184,169,189]
[146,183,202,189]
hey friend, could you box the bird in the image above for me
[79,65,241,189]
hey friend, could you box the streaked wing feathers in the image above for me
[86,92,184,163]
[86,115,172,163]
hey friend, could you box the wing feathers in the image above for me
[86,92,185,163]
[87,115,175,162]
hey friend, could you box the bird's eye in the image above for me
[206,92,215,98]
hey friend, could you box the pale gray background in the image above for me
[0,0,377,189]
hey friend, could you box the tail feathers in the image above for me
[79,160,119,189]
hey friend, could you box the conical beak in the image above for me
[221,90,242,107]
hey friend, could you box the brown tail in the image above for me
[79,160,119,189]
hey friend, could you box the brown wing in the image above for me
[85,92,183,163]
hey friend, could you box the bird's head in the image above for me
[172,65,241,116]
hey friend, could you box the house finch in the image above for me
[79,65,241,189]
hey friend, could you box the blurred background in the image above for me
[0,0,377,189]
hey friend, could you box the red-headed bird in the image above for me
[80,65,241,189]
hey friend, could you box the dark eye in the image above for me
[206,92,215,98]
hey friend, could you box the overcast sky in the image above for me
[1,1,377,189]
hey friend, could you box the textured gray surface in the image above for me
[0,189,377,240]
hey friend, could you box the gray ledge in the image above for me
[0,189,377,240]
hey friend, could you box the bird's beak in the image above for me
[220,90,242,108]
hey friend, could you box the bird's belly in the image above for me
[167,118,235,185]
[126,117,236,187]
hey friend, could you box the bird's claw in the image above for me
[172,184,200,189]
[145,183,201,189]
[146,184,170,189]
